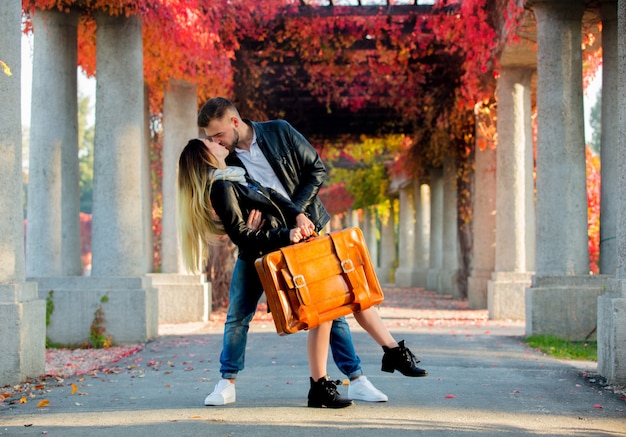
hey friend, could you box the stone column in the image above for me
[143,83,153,274]
[0,0,45,385]
[40,13,157,346]
[91,13,147,276]
[426,169,443,291]
[468,142,496,309]
[363,206,379,269]
[412,181,430,287]
[329,213,343,232]
[525,0,604,339]
[152,79,211,323]
[599,1,618,274]
[161,79,198,273]
[488,67,535,320]
[27,9,81,277]
[438,157,460,297]
[377,201,396,284]
[395,182,416,286]
[597,0,626,386]
[348,209,361,228]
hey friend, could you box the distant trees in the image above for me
[78,92,94,213]
[588,91,601,153]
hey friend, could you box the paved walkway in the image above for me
[1,287,625,436]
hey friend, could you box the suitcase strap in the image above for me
[280,246,320,328]
[328,232,372,311]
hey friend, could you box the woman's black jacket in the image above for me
[209,177,302,261]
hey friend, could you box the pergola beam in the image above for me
[294,4,433,18]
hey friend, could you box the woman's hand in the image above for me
[246,209,265,231]
[295,213,315,237]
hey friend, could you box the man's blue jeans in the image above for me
[220,257,363,379]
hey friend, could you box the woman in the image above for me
[177,138,426,408]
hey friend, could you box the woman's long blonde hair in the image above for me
[177,139,225,273]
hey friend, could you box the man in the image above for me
[198,97,395,406]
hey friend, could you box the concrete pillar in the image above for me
[438,157,460,297]
[154,79,211,323]
[91,13,147,276]
[161,79,198,273]
[40,13,157,345]
[329,213,343,232]
[597,0,626,386]
[395,183,416,286]
[143,83,153,274]
[377,201,396,284]
[363,206,379,269]
[599,1,618,275]
[468,142,496,309]
[0,0,45,385]
[348,209,360,228]
[426,169,443,291]
[412,181,430,287]
[488,67,535,320]
[27,9,81,277]
[525,0,605,339]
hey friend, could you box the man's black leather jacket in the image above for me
[225,119,331,232]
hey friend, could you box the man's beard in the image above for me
[227,128,239,152]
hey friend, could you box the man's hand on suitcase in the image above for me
[289,227,306,243]
[295,213,315,237]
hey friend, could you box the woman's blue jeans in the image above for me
[219,257,363,379]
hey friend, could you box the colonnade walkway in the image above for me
[1,287,625,436]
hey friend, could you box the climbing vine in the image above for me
[87,294,112,349]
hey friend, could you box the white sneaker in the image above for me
[204,379,236,406]
[348,376,388,402]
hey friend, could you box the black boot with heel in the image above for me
[381,340,428,377]
[307,376,354,408]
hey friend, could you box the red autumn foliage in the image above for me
[318,183,354,217]
[79,212,92,272]
[586,146,600,274]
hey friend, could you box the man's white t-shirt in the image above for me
[235,132,291,200]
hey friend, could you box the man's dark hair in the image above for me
[197,97,239,128]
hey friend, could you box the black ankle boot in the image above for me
[307,376,354,408]
[381,340,428,377]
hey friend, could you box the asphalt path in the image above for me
[1,287,625,436]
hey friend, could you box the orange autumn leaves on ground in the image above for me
[0,383,77,409]
[1,60,12,76]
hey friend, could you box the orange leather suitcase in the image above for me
[254,227,384,335]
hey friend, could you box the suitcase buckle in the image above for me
[341,259,355,273]
[293,274,307,288]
